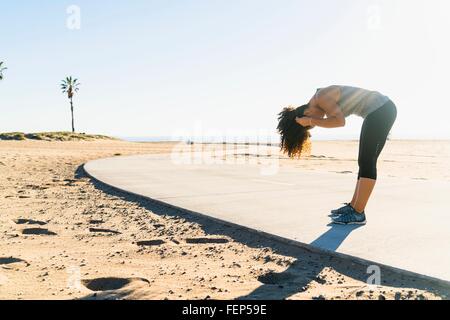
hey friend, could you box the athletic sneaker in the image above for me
[331,207,367,225]
[330,203,351,217]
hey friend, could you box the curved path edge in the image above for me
[83,159,450,289]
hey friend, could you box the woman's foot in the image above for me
[329,203,351,217]
[331,207,367,225]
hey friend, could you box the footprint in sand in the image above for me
[21,228,57,236]
[135,240,165,247]
[82,277,150,291]
[0,257,27,265]
[89,228,121,235]
[88,219,104,225]
[257,270,301,285]
[0,257,30,270]
[333,171,353,175]
[14,219,47,226]
[25,184,48,191]
[186,238,229,244]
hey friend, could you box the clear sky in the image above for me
[1,0,450,140]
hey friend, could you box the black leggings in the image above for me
[358,100,397,180]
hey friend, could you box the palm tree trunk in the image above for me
[70,98,75,133]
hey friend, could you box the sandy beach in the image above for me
[0,139,449,300]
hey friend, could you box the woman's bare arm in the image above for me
[311,87,346,128]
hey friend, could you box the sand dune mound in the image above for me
[0,132,115,141]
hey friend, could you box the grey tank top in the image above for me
[332,86,390,118]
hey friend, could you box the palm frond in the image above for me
[0,61,7,80]
[60,76,81,96]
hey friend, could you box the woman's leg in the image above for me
[350,178,360,205]
[349,122,366,207]
[348,118,366,210]
[351,122,377,213]
[352,178,376,213]
[352,101,397,214]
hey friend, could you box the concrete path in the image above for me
[84,151,450,283]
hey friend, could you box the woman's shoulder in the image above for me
[316,85,342,100]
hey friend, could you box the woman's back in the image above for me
[335,85,390,118]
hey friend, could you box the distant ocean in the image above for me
[119,134,361,143]
[119,134,450,143]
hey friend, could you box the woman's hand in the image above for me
[296,117,313,127]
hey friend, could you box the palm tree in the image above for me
[0,61,7,80]
[60,76,80,133]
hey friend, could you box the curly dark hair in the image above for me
[277,104,312,158]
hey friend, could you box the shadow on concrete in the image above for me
[79,165,450,300]
[310,224,363,252]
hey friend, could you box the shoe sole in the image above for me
[332,220,367,225]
